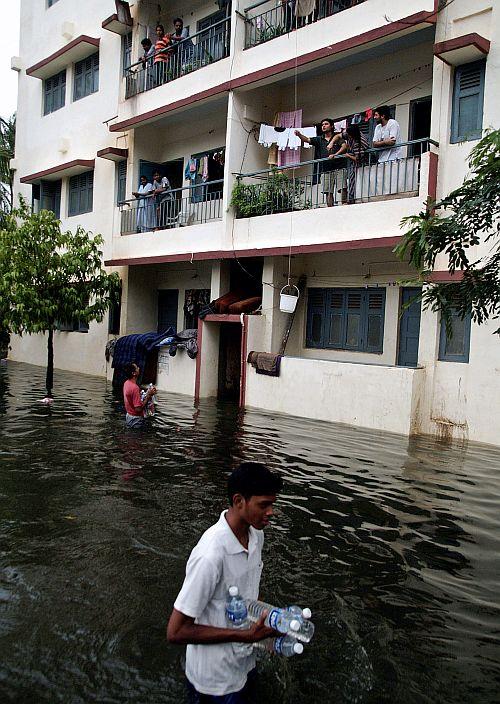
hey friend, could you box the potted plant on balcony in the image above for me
[231,170,308,217]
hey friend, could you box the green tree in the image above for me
[0,198,120,397]
[0,114,16,215]
[395,129,500,332]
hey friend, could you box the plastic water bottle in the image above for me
[288,605,312,619]
[246,600,315,643]
[226,586,252,657]
[255,635,304,657]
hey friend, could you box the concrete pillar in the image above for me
[210,260,231,300]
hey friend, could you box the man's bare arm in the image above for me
[166,608,276,645]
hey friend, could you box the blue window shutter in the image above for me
[451,60,485,143]
[68,172,93,216]
[306,289,327,348]
[364,289,385,353]
[344,290,362,350]
[438,309,471,362]
[117,161,127,204]
[326,289,346,348]
[122,32,132,76]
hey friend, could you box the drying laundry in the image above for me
[288,126,316,149]
[258,125,316,150]
[334,119,347,132]
[295,0,315,17]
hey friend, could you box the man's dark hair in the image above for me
[124,362,137,379]
[156,24,165,32]
[174,17,183,25]
[141,37,152,47]
[375,105,391,120]
[228,462,283,505]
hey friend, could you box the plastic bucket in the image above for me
[280,285,299,313]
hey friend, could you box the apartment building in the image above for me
[10,0,500,445]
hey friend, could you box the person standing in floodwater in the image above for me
[123,362,157,429]
[167,462,283,702]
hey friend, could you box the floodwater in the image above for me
[0,361,499,704]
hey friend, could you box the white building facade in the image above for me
[9,0,500,445]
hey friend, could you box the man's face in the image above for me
[236,494,277,530]
[321,120,332,133]
[374,111,382,124]
[143,41,151,53]
[132,364,140,378]
[140,176,147,186]
[174,21,183,33]
[153,172,160,181]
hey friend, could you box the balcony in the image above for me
[244,0,367,49]
[124,17,231,99]
[119,180,224,235]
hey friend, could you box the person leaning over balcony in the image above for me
[170,18,194,69]
[140,38,155,90]
[327,124,368,204]
[372,106,403,162]
[152,170,174,230]
[295,118,345,207]
[154,24,171,85]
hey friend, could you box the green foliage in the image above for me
[0,113,16,215]
[231,171,306,218]
[395,129,500,331]
[0,198,120,337]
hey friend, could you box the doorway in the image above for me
[409,97,432,156]
[157,289,179,334]
[218,323,242,401]
[138,159,183,189]
[397,287,422,367]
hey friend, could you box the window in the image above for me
[122,32,132,77]
[451,60,485,143]
[108,287,122,335]
[438,309,471,362]
[73,52,99,101]
[68,171,94,216]
[40,180,62,217]
[116,161,127,205]
[158,290,179,333]
[306,287,386,353]
[44,69,66,115]
[184,289,210,329]
[56,319,89,333]
[47,0,60,6]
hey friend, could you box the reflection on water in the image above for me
[0,361,499,703]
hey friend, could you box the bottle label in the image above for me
[268,609,281,630]
[226,608,247,623]
[274,636,284,654]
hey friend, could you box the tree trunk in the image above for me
[46,327,54,398]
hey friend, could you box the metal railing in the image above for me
[244,0,367,48]
[125,18,231,98]
[119,180,224,235]
[232,139,436,217]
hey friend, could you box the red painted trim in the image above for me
[104,236,402,267]
[109,11,435,132]
[20,159,95,184]
[434,33,490,63]
[194,317,203,402]
[240,314,248,408]
[203,314,242,323]
[428,151,438,201]
[426,271,464,282]
[26,36,100,77]
[96,147,128,160]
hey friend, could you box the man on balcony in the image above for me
[372,106,403,162]
[295,118,345,207]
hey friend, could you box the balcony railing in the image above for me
[244,0,367,48]
[119,180,224,235]
[125,18,231,98]
[231,138,436,217]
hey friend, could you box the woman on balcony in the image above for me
[328,124,368,204]
[154,24,171,85]
[132,175,156,233]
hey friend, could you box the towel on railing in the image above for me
[247,351,282,377]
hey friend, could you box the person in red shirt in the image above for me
[123,363,157,428]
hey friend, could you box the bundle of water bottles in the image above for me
[225,586,315,659]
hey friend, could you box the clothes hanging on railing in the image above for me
[277,109,302,167]
[334,119,347,132]
[258,124,316,151]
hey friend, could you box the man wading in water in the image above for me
[167,462,283,702]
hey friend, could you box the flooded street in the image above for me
[0,361,499,703]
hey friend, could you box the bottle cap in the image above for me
[302,608,312,619]
[289,619,300,631]
[229,585,238,597]
[293,642,304,655]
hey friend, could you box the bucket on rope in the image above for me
[280,285,300,313]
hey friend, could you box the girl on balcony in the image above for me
[154,25,171,85]
[328,124,368,204]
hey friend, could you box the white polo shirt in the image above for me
[373,119,403,161]
[173,510,264,696]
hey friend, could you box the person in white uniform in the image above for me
[167,462,283,702]
[372,105,403,162]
